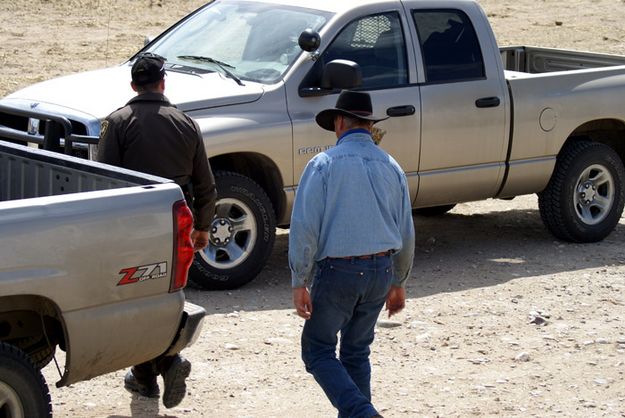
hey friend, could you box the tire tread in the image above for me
[0,342,52,418]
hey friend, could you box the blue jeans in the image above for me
[301,255,392,418]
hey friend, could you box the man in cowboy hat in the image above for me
[289,90,415,418]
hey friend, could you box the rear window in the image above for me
[412,9,485,83]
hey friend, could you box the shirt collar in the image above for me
[127,92,171,105]
[336,128,372,146]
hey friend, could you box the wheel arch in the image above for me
[209,152,285,223]
[565,118,625,164]
[0,295,67,359]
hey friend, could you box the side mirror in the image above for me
[321,60,362,90]
[298,29,321,52]
[144,36,154,47]
[300,59,362,97]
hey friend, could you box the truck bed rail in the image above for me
[0,140,170,202]
[500,46,625,73]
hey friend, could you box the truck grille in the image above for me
[0,105,95,159]
[0,111,89,137]
[0,111,28,133]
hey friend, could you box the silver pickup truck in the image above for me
[1,0,625,290]
[0,138,205,417]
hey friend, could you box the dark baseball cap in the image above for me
[131,53,166,86]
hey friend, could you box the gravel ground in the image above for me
[1,1,624,417]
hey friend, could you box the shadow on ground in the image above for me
[186,207,625,315]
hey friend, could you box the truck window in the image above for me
[318,12,408,89]
[412,10,485,83]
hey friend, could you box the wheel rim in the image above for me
[573,164,615,225]
[0,381,25,418]
[199,197,257,269]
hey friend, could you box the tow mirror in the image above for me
[300,59,362,97]
[321,59,362,90]
[298,29,321,52]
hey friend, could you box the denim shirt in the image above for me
[289,129,415,288]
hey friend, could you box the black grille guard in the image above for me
[0,103,99,155]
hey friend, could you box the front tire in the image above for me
[190,171,276,290]
[538,141,625,242]
[0,342,52,418]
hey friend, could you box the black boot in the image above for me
[161,354,191,408]
[123,369,159,398]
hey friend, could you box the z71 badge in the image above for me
[117,262,168,286]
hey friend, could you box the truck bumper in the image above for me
[164,301,206,356]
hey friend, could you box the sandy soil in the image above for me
[1,1,624,417]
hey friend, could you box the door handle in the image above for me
[386,105,416,117]
[475,97,501,108]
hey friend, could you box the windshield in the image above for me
[144,1,331,84]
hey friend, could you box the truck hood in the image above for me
[4,64,264,120]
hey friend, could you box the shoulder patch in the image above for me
[99,120,109,138]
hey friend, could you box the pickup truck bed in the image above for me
[0,140,204,409]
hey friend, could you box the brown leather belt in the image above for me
[333,251,392,260]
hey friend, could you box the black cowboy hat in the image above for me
[315,90,388,132]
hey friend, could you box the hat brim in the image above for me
[315,108,388,132]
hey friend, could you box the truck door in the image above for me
[286,10,421,201]
[408,6,509,206]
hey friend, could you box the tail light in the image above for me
[171,200,194,292]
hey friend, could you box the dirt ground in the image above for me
[2,1,625,417]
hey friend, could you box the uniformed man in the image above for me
[98,53,217,409]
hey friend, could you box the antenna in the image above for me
[105,0,112,66]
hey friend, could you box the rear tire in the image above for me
[190,171,276,290]
[14,335,55,370]
[0,342,52,418]
[538,141,625,242]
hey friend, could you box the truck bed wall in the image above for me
[0,140,170,202]
[500,46,625,73]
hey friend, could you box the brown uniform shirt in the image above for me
[98,92,216,231]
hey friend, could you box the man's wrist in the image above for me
[291,271,309,288]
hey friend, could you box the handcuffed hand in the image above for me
[191,229,209,252]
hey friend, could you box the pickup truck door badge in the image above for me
[297,144,333,155]
[297,128,386,155]
[117,262,168,285]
